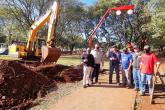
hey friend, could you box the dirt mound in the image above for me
[60,65,83,82]
[35,64,83,82]
[0,60,53,109]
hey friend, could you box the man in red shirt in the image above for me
[140,45,160,97]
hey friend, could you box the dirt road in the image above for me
[47,74,136,110]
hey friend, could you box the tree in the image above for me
[0,0,52,43]
[146,0,165,50]
[55,0,86,53]
[86,0,156,50]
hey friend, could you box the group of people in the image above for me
[81,43,160,98]
[81,43,103,87]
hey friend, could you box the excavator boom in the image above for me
[26,0,61,63]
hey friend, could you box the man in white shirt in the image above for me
[91,43,104,84]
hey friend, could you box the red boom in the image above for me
[88,5,134,48]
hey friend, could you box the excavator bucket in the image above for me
[41,46,61,63]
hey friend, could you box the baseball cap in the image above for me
[112,45,117,48]
[144,45,150,50]
[133,45,138,49]
[122,47,127,51]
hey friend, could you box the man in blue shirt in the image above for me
[121,48,133,88]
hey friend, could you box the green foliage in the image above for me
[0,0,52,44]
[0,0,165,50]
[145,0,165,47]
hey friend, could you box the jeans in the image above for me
[109,64,120,83]
[133,68,141,90]
[130,66,134,86]
[141,73,153,96]
[91,64,100,83]
[89,67,94,84]
[122,69,131,86]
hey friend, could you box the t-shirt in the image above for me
[132,52,142,69]
[121,52,133,69]
[91,49,103,64]
[141,53,158,74]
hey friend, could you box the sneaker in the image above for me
[83,85,86,88]
[95,82,99,85]
[109,82,112,84]
[116,83,120,86]
[151,100,154,104]
[134,88,139,91]
[91,80,94,84]
[127,86,131,89]
[121,84,126,87]
[150,96,155,104]
[139,91,145,96]
[87,84,90,87]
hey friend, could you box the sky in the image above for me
[81,0,97,6]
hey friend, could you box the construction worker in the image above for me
[81,48,95,88]
[91,43,104,84]
[121,48,133,88]
[107,45,121,85]
[140,45,160,97]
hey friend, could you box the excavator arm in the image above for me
[26,10,51,51]
[47,1,60,44]
[26,1,61,63]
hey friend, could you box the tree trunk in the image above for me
[69,44,75,55]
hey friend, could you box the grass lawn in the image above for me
[57,55,82,66]
[0,55,20,60]
[0,55,82,65]
[58,55,109,69]
[0,55,109,69]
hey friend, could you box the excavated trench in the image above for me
[0,60,83,109]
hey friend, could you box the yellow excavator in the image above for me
[8,0,61,63]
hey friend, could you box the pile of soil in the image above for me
[0,60,53,109]
[35,64,83,82]
[0,59,83,109]
[60,65,83,82]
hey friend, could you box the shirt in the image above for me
[108,51,121,65]
[132,52,142,69]
[121,52,133,69]
[91,49,103,64]
[141,53,158,74]
[82,53,94,67]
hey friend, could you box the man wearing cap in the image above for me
[91,43,104,84]
[140,45,160,97]
[121,48,133,88]
[132,45,142,91]
[107,45,121,85]
[81,48,95,88]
